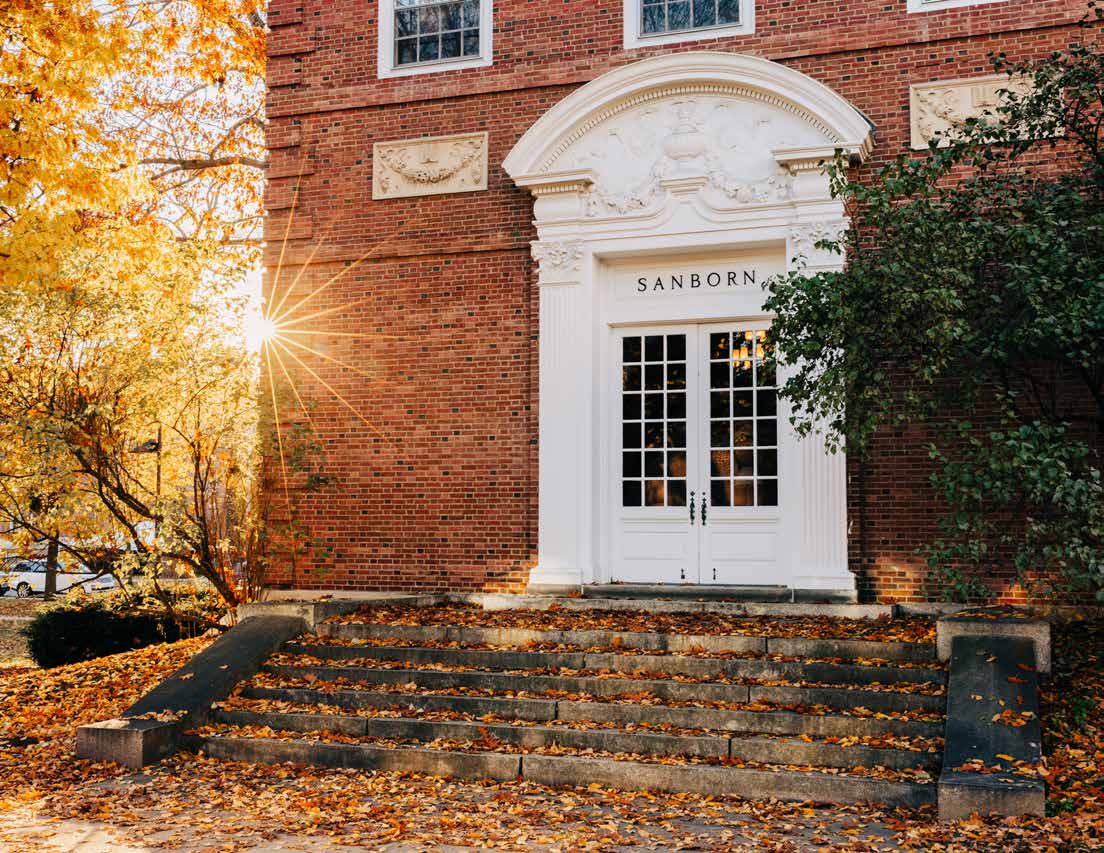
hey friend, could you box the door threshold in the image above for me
[585,584,791,602]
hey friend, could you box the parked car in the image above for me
[0,558,118,597]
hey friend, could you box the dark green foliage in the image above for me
[21,586,227,668]
[764,8,1104,600]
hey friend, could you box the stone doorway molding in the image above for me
[503,52,875,598]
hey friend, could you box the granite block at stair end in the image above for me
[76,718,180,768]
[937,634,1045,820]
[76,614,308,768]
[936,612,1050,674]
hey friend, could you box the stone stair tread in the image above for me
[188,729,937,807]
[317,622,938,663]
[301,634,944,671]
[271,644,945,692]
[261,664,946,717]
[208,704,941,770]
[321,603,936,645]
[237,682,945,739]
[266,655,947,697]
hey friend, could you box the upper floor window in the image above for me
[624,0,753,48]
[906,0,1008,11]
[378,0,493,78]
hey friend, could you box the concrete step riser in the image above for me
[212,708,936,770]
[583,651,941,685]
[317,623,937,663]
[242,685,943,739]
[191,736,935,807]
[286,643,944,686]
[214,709,729,759]
[522,754,934,807]
[285,642,588,672]
[241,685,559,722]
[749,684,944,713]
[265,664,944,714]
[190,735,522,781]
[555,699,944,740]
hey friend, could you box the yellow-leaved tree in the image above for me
[0,0,268,607]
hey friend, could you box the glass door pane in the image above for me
[705,328,778,507]
[621,332,688,508]
[698,323,783,587]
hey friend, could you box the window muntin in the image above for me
[621,333,689,508]
[378,0,491,78]
[708,329,778,508]
[394,0,481,67]
[640,0,740,37]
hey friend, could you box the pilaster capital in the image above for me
[532,239,584,285]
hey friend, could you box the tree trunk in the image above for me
[44,537,58,597]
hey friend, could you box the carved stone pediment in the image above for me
[546,90,830,218]
[372,132,488,200]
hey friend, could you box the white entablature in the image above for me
[504,53,875,597]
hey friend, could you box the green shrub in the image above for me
[21,585,227,668]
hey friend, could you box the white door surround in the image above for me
[503,52,875,597]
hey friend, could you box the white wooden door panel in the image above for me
[611,323,780,585]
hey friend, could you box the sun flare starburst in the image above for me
[257,176,397,513]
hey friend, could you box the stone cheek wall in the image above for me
[260,0,1088,598]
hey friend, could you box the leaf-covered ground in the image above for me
[0,622,1099,851]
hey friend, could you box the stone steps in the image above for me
[236,684,945,739]
[282,641,944,685]
[263,663,945,714]
[210,706,939,769]
[189,733,936,808]
[318,622,937,663]
[187,608,945,806]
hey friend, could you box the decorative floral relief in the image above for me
[551,96,823,218]
[532,240,583,276]
[373,132,488,200]
[789,221,847,265]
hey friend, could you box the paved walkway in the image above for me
[0,768,907,853]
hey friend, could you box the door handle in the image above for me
[689,491,695,524]
[701,493,708,526]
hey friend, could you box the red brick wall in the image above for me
[262,0,1091,598]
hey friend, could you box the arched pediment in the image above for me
[504,53,874,217]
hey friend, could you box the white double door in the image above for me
[611,322,782,585]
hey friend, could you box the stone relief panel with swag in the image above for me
[909,75,1032,150]
[548,92,831,218]
[372,132,489,200]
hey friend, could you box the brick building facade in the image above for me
[261,0,1086,602]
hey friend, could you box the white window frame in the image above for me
[377,0,493,79]
[623,0,754,50]
[907,0,1007,12]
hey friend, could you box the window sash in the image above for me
[394,0,481,68]
[639,0,741,38]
